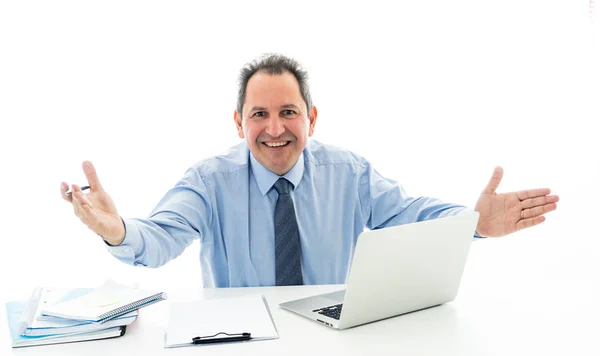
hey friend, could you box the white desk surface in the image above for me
[3,277,600,356]
[3,235,600,356]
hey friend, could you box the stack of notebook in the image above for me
[5,279,167,348]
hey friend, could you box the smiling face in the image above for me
[234,71,317,176]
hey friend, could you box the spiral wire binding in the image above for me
[97,292,167,323]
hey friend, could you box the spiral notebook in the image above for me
[6,299,128,348]
[16,286,137,337]
[40,280,166,323]
[6,296,129,348]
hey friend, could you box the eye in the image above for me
[252,111,267,118]
[282,109,296,116]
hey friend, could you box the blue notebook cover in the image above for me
[6,300,127,348]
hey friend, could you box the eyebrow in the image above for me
[280,104,301,111]
[249,106,268,112]
[248,104,302,112]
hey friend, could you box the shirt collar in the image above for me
[250,151,304,196]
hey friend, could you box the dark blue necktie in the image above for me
[273,178,303,286]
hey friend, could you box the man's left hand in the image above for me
[474,166,559,237]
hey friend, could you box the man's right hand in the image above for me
[61,161,126,246]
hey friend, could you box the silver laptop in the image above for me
[279,212,479,329]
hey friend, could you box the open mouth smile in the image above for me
[263,141,290,148]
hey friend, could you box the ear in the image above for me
[308,106,318,137]
[233,110,244,139]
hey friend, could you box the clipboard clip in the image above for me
[191,332,252,344]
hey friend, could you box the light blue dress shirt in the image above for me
[107,140,476,287]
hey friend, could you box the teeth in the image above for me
[265,141,289,147]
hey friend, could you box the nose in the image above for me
[265,117,285,138]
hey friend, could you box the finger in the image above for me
[71,185,88,215]
[76,189,95,211]
[72,184,95,210]
[80,196,99,219]
[522,203,557,219]
[517,215,546,231]
[520,195,560,209]
[60,182,73,203]
[71,189,84,219]
[516,188,552,201]
[77,191,99,225]
[72,187,96,225]
[71,183,82,195]
[82,161,104,192]
[482,166,503,194]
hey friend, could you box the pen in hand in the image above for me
[65,185,90,196]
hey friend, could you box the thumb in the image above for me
[482,166,503,194]
[82,161,104,191]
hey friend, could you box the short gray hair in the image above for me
[236,54,313,115]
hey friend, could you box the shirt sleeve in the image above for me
[359,163,484,238]
[105,168,214,267]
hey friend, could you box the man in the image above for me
[61,54,559,288]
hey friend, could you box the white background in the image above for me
[0,0,598,342]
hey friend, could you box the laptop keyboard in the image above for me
[313,303,343,320]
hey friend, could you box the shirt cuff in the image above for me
[105,218,144,265]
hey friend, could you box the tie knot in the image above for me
[273,178,292,195]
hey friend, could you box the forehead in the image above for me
[245,72,303,107]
